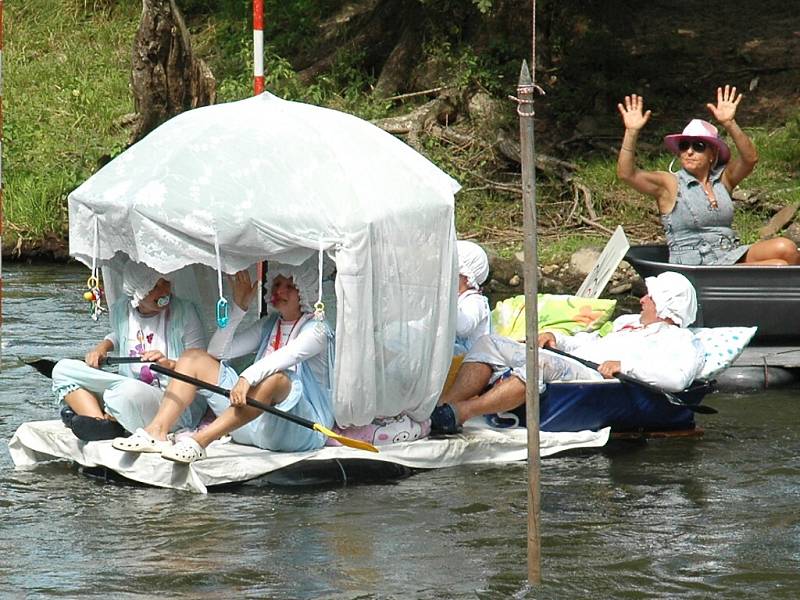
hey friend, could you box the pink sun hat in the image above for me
[664,119,731,164]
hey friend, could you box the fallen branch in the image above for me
[577,217,615,235]
[759,202,799,238]
[384,86,453,103]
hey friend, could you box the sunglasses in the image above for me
[678,140,708,153]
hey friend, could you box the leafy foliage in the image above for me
[5,0,800,264]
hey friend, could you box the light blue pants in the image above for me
[202,362,328,452]
[51,359,207,433]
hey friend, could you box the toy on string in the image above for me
[216,296,229,328]
[83,275,107,321]
[313,301,325,322]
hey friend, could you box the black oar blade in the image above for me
[21,358,58,379]
[684,403,717,415]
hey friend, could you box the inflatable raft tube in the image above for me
[715,366,800,392]
[79,459,419,489]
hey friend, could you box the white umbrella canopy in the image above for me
[68,93,460,425]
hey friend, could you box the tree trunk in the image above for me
[130,0,216,144]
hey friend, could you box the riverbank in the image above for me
[4,2,799,269]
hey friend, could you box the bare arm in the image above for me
[85,338,115,368]
[616,94,675,211]
[708,85,758,190]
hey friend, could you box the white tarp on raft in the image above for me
[9,421,610,494]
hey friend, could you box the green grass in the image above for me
[4,0,140,240]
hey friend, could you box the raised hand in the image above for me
[707,85,742,124]
[617,94,652,131]
[231,269,258,311]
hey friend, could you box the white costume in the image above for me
[466,272,706,393]
[52,261,207,432]
[454,240,491,355]
[199,261,334,452]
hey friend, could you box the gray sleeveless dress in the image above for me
[660,166,750,265]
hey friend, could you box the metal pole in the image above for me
[518,59,542,585]
[253,0,264,95]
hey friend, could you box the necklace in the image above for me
[702,180,718,209]
[271,318,301,351]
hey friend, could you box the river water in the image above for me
[1,264,799,599]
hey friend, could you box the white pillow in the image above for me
[691,326,757,379]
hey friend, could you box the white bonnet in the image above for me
[644,271,697,327]
[122,260,166,308]
[264,258,322,315]
[457,240,490,290]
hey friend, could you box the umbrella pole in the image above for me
[517,60,542,585]
[253,0,264,95]
[252,0,265,314]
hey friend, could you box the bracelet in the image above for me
[621,145,635,152]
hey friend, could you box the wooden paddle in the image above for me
[22,355,154,379]
[148,363,379,453]
[544,346,717,415]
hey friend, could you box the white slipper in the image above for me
[111,428,171,454]
[161,437,207,464]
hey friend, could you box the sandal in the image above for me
[161,437,206,464]
[111,428,171,453]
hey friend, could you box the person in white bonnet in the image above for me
[430,271,706,434]
[113,260,335,463]
[454,240,491,355]
[51,259,207,441]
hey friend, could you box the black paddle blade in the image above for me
[684,402,717,415]
[22,358,58,379]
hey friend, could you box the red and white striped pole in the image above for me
[253,0,264,95]
[1,0,5,348]
[253,0,265,313]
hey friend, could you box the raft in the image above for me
[8,420,610,494]
[539,379,713,432]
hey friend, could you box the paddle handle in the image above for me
[149,363,316,431]
[542,345,719,415]
[103,356,154,365]
[545,346,669,397]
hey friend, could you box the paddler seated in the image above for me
[111,261,335,463]
[430,271,706,434]
[453,240,492,356]
[51,260,207,441]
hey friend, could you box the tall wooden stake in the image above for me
[0,0,4,364]
[518,60,542,585]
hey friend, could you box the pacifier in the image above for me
[156,294,171,308]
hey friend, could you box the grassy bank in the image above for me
[4,2,800,263]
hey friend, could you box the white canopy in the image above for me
[68,93,460,425]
